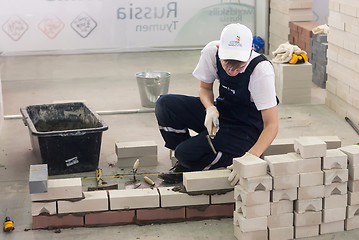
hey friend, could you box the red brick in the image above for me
[85,210,135,226]
[186,204,234,220]
[32,214,84,229]
[136,207,185,223]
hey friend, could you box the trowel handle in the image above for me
[144,176,155,186]
[133,159,140,171]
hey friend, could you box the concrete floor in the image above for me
[0,50,358,240]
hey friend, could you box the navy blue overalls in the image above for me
[155,53,270,171]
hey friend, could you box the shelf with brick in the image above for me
[269,0,314,55]
[289,21,321,58]
[310,33,328,88]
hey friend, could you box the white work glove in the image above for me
[204,106,219,136]
[227,164,240,186]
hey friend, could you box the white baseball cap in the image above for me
[218,23,253,62]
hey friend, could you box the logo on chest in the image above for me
[221,84,236,94]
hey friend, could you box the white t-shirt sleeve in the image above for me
[192,41,219,83]
[248,60,277,111]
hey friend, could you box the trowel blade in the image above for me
[124,181,141,189]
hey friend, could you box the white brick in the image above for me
[270,200,293,215]
[287,153,321,173]
[271,188,298,202]
[183,169,232,192]
[239,174,272,192]
[294,211,322,226]
[348,191,359,205]
[347,204,359,218]
[262,138,295,157]
[272,174,299,190]
[109,188,159,210]
[116,155,157,167]
[32,201,56,216]
[115,141,157,158]
[322,149,348,170]
[158,187,209,207]
[264,154,298,176]
[322,208,346,223]
[298,185,324,200]
[236,201,270,219]
[339,145,359,167]
[233,153,267,178]
[234,185,270,206]
[295,198,322,214]
[233,226,267,240]
[267,212,293,228]
[320,221,345,234]
[210,191,234,204]
[233,211,267,232]
[58,191,108,214]
[323,194,348,209]
[324,182,347,197]
[323,169,349,185]
[318,136,342,149]
[295,225,319,238]
[349,166,359,181]
[30,178,82,202]
[294,137,327,159]
[348,180,359,192]
[345,215,359,230]
[268,226,293,240]
[299,171,323,187]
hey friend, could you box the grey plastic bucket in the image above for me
[136,72,170,108]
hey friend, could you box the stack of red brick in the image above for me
[290,21,320,58]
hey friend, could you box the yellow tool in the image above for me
[3,217,14,233]
[288,53,308,64]
[96,168,103,187]
[88,168,118,191]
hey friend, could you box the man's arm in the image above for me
[199,81,215,109]
[248,105,278,157]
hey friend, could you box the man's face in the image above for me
[220,59,248,77]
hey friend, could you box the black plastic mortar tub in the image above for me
[20,102,108,176]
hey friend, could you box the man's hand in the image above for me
[227,164,240,186]
[204,106,219,136]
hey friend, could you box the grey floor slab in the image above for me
[0,50,358,240]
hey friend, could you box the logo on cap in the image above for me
[228,35,242,47]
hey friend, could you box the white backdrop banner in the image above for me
[0,0,255,54]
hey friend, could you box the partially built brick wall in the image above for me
[30,136,359,240]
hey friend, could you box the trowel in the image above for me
[124,159,141,189]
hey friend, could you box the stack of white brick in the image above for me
[264,153,298,240]
[232,154,270,240]
[293,137,327,238]
[321,149,348,234]
[115,141,158,167]
[326,0,359,128]
[269,0,313,55]
[340,145,359,230]
[273,63,313,104]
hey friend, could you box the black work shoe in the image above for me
[158,162,192,184]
